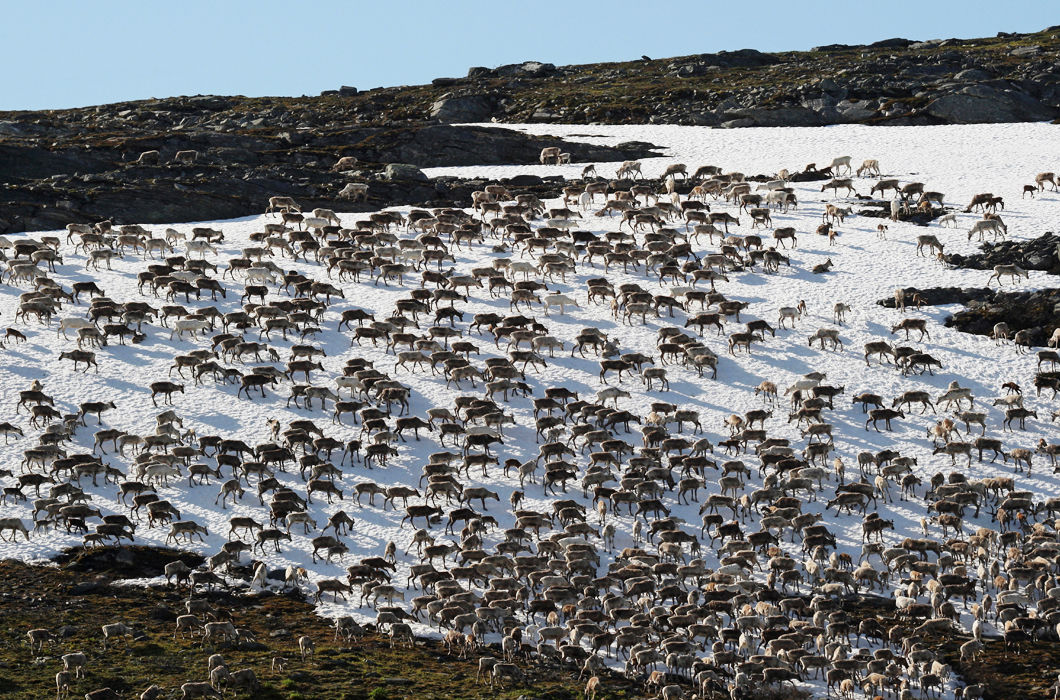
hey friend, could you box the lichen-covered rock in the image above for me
[384,163,428,181]
[429,94,495,122]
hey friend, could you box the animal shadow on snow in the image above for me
[0,359,48,380]
[734,273,768,288]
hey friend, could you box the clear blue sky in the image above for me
[3,1,1056,111]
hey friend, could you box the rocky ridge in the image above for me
[366,28,1060,127]
[945,231,1060,271]
[879,284,1060,346]
[0,119,660,232]
[1,26,1059,232]
[875,234,1060,344]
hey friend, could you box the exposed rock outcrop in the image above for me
[944,288,1060,342]
[1,26,1058,230]
[877,286,1060,345]
[0,121,661,233]
[945,232,1060,272]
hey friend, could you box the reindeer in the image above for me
[987,264,1028,286]
[820,179,857,198]
[856,159,881,177]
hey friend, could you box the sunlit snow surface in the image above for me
[2,122,1059,695]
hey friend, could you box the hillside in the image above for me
[0,27,1058,233]
[1,122,1059,699]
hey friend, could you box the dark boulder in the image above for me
[812,44,856,53]
[430,94,496,122]
[708,49,779,68]
[879,286,1060,344]
[869,38,915,49]
[507,174,544,187]
[945,232,1060,272]
[384,163,428,181]
[953,68,993,81]
[788,169,834,183]
[878,287,994,308]
[945,289,1060,341]
[857,201,943,226]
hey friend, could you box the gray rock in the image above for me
[513,61,555,76]
[817,78,847,99]
[730,49,780,67]
[471,61,557,79]
[802,95,838,110]
[812,43,855,53]
[882,102,910,117]
[384,163,428,181]
[0,121,31,136]
[531,108,560,121]
[430,94,495,122]
[733,106,825,127]
[954,68,992,81]
[714,97,743,113]
[670,63,719,78]
[880,285,1060,346]
[925,85,1057,123]
[836,99,877,122]
[802,97,841,120]
[1011,45,1041,57]
[687,111,721,126]
[70,582,101,595]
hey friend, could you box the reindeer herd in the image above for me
[1,143,1059,700]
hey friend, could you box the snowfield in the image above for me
[2,121,1059,697]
